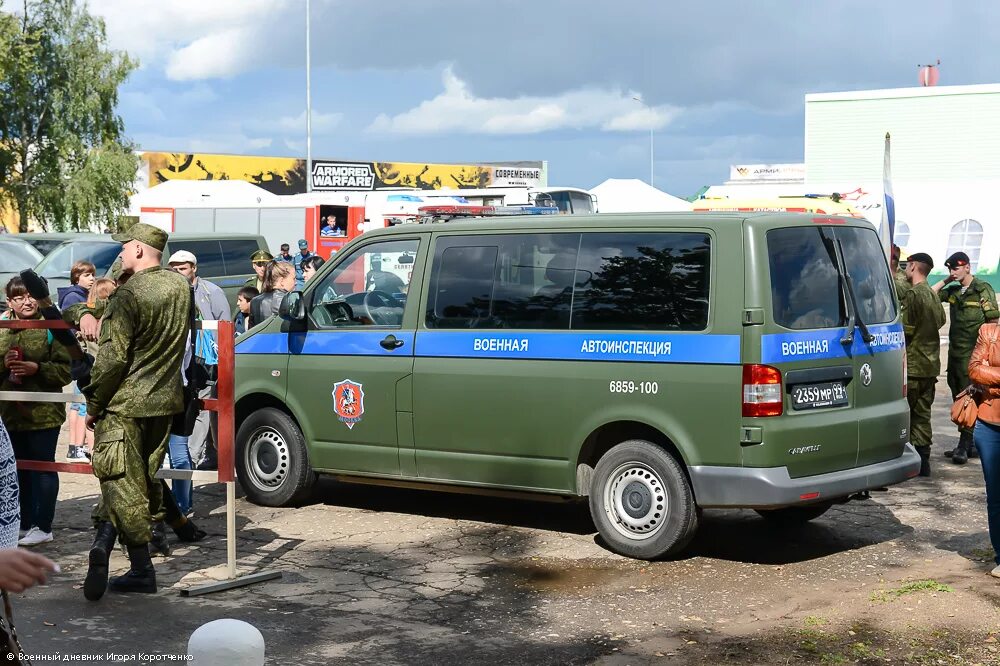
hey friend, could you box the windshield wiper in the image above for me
[818,229,873,346]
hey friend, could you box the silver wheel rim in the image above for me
[602,462,667,541]
[245,426,289,492]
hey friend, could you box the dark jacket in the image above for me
[57,285,88,310]
[249,290,287,328]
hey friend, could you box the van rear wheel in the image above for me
[236,407,317,507]
[589,439,698,560]
[755,502,833,525]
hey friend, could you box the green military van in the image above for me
[32,233,268,305]
[233,213,919,560]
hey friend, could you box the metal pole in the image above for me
[305,0,312,193]
[649,125,654,187]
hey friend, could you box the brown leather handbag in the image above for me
[951,386,979,429]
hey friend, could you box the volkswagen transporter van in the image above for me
[233,212,919,560]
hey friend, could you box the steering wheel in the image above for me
[361,290,400,326]
[313,299,354,327]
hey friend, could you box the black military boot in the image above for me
[952,432,972,465]
[109,545,157,594]
[917,446,931,477]
[84,521,118,601]
[148,521,171,558]
[969,440,980,459]
[171,517,207,543]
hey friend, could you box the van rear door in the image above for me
[745,222,905,479]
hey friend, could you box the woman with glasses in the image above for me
[0,277,71,547]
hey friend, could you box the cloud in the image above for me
[89,0,294,79]
[367,68,679,136]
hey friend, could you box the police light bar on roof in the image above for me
[417,205,559,217]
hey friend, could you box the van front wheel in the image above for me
[236,407,317,507]
[589,440,698,560]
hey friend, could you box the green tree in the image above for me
[0,0,137,232]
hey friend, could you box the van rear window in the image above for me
[768,226,896,330]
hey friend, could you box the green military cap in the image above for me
[112,222,168,252]
[250,250,274,262]
[110,257,124,281]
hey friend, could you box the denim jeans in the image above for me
[167,434,193,515]
[973,419,1000,564]
[10,427,60,533]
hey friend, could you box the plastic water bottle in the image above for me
[8,345,22,385]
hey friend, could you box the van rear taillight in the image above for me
[742,364,783,417]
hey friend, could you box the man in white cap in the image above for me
[167,250,231,471]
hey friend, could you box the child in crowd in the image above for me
[235,286,259,336]
[59,262,96,461]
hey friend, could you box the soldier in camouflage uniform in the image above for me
[244,249,273,292]
[80,223,192,599]
[934,251,1000,464]
[900,253,946,477]
[891,245,911,302]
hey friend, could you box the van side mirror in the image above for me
[279,291,306,321]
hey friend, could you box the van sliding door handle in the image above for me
[380,335,405,350]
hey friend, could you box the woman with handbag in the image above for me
[967,321,1000,577]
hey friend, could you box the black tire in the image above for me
[236,407,317,507]
[755,502,833,525]
[588,439,698,560]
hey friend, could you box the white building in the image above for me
[707,83,1000,274]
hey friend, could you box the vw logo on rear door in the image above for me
[860,363,872,386]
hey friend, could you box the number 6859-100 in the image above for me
[608,380,659,395]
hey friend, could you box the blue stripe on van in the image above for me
[415,331,741,364]
[761,323,904,365]
[236,331,415,356]
[236,329,742,364]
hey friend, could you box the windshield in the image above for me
[35,241,120,279]
[768,226,896,330]
[0,241,42,273]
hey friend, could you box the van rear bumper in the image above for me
[688,444,921,508]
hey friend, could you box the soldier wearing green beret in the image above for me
[244,250,273,292]
[900,252,946,477]
[80,223,193,599]
[934,251,1000,464]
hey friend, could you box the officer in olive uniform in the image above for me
[80,223,192,598]
[934,251,1000,464]
[900,253,946,476]
[244,250,273,292]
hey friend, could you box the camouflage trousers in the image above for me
[907,377,937,452]
[89,413,172,547]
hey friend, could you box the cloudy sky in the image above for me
[88,0,999,198]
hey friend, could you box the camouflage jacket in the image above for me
[940,277,1000,358]
[83,266,192,419]
[901,281,946,378]
[0,315,72,431]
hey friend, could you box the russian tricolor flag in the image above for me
[879,132,895,259]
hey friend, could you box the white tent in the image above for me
[129,180,278,215]
[590,179,691,213]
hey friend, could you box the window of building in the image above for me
[947,219,984,271]
[894,221,910,248]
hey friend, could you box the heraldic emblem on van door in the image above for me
[332,380,365,429]
[860,363,873,387]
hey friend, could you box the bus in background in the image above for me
[422,186,598,214]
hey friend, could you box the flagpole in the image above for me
[305,0,313,193]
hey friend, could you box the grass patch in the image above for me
[803,616,828,627]
[870,579,953,602]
